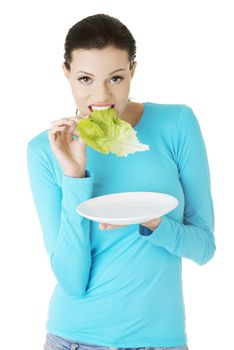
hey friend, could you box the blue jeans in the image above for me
[44,333,188,350]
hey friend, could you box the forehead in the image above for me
[70,47,129,69]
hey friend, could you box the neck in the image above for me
[120,101,144,128]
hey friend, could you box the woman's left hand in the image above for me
[99,217,162,231]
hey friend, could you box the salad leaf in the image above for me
[75,107,150,157]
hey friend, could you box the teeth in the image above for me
[91,106,112,111]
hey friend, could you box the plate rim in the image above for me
[77,191,179,224]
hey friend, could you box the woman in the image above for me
[27,13,215,350]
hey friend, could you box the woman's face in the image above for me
[62,46,136,117]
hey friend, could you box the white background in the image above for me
[0,1,233,349]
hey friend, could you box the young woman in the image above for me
[27,13,215,350]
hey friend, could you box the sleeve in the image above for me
[139,105,216,265]
[26,141,94,297]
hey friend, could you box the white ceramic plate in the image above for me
[77,192,179,225]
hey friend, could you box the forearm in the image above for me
[50,213,91,297]
[140,215,216,265]
[49,173,93,297]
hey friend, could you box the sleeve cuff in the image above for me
[139,217,165,237]
[62,169,92,180]
[138,215,178,251]
[62,170,94,219]
[138,216,170,242]
[139,224,154,236]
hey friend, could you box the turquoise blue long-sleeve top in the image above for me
[26,102,215,348]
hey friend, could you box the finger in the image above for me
[48,125,68,135]
[60,116,88,133]
[50,114,90,129]
[63,120,80,139]
[99,223,107,230]
[99,223,114,230]
[49,119,76,138]
[70,115,90,140]
[68,116,82,123]
[66,120,77,134]
[69,114,90,122]
[51,118,75,127]
[48,126,64,143]
[99,223,125,230]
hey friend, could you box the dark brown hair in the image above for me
[64,14,136,71]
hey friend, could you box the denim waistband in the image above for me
[44,333,188,350]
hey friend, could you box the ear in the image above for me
[62,63,71,81]
[130,61,137,78]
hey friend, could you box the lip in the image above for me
[89,104,115,112]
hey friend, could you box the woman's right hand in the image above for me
[48,113,89,178]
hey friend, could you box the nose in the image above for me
[93,82,112,101]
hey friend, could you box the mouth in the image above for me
[88,104,115,112]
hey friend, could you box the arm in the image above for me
[27,140,94,296]
[139,106,216,265]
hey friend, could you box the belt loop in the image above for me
[71,344,79,350]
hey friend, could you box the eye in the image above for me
[110,75,124,83]
[78,75,124,84]
[78,76,90,84]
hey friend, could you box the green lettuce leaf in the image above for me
[75,107,150,157]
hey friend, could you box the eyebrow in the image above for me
[76,68,126,76]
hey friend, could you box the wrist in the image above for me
[142,217,162,231]
[63,170,86,178]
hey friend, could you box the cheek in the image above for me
[114,81,130,98]
[121,83,130,93]
[71,83,88,101]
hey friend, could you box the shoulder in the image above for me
[27,129,49,149]
[145,101,193,117]
[27,129,51,154]
[27,129,54,167]
[27,129,63,185]
[145,102,198,128]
